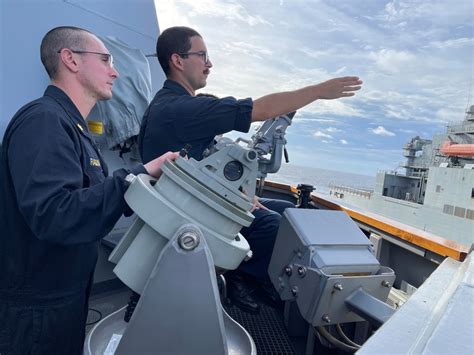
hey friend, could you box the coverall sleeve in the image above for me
[173,96,253,142]
[8,109,132,245]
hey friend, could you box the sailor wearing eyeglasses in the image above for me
[0,26,179,354]
[138,26,363,315]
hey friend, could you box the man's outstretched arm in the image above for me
[251,76,362,122]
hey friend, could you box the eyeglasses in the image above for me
[58,49,114,68]
[178,51,210,65]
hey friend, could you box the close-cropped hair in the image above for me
[156,26,201,75]
[40,26,92,79]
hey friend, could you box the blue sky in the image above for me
[155,0,473,176]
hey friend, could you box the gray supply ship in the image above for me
[1,1,473,354]
[329,106,474,246]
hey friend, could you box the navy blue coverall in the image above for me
[0,86,145,355]
[138,80,294,279]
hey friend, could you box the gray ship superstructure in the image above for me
[330,106,474,245]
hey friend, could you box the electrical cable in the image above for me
[315,326,360,353]
[336,323,362,348]
[86,308,103,326]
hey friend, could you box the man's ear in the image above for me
[58,49,79,73]
[170,53,184,71]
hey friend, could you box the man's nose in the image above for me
[111,67,119,78]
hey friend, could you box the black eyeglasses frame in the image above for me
[177,51,210,65]
[57,49,114,67]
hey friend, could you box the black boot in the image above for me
[259,279,283,309]
[227,272,260,314]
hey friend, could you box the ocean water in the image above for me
[267,163,376,195]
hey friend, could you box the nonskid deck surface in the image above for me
[224,303,296,355]
[86,287,298,354]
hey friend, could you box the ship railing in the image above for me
[329,184,373,199]
[381,168,426,178]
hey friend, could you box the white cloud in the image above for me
[221,41,273,60]
[381,0,473,25]
[299,47,333,60]
[187,0,272,27]
[299,99,365,117]
[361,90,455,123]
[426,38,474,50]
[398,128,417,134]
[435,107,466,123]
[153,0,472,175]
[295,118,339,124]
[369,49,416,74]
[312,118,340,123]
[326,127,342,133]
[370,126,396,137]
[341,139,348,145]
[155,0,272,30]
[384,1,399,18]
[313,131,333,139]
[334,66,347,74]
[155,0,192,29]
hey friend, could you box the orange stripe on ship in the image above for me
[263,180,470,262]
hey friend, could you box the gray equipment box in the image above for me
[269,209,395,326]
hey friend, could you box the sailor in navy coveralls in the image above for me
[138,26,363,313]
[0,26,178,355]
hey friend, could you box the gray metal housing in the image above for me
[268,209,395,326]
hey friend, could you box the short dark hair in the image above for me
[156,26,201,75]
[40,26,92,79]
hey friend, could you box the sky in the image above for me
[154,0,474,176]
